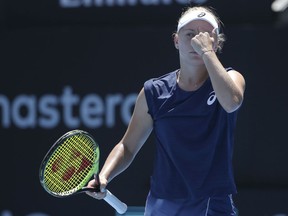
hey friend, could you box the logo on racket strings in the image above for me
[51,148,93,181]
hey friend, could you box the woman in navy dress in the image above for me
[88,6,245,216]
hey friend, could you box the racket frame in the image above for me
[39,130,99,197]
[39,129,128,214]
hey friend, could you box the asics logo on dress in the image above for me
[207,91,216,105]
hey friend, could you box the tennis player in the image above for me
[87,6,245,215]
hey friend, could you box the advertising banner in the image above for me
[2,0,274,28]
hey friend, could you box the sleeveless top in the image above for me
[144,69,238,200]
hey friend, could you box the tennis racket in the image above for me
[39,129,127,214]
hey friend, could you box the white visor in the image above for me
[177,10,219,34]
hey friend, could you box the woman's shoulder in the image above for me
[144,70,178,89]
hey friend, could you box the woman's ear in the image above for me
[174,34,179,49]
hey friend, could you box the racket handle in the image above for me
[104,189,127,214]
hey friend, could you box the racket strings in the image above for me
[46,136,94,192]
[43,133,99,195]
[47,141,84,192]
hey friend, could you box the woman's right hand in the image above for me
[86,174,108,200]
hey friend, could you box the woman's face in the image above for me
[175,19,214,62]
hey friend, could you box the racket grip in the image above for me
[104,189,127,214]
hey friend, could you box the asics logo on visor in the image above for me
[198,12,206,17]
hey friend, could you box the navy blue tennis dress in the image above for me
[143,69,239,216]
